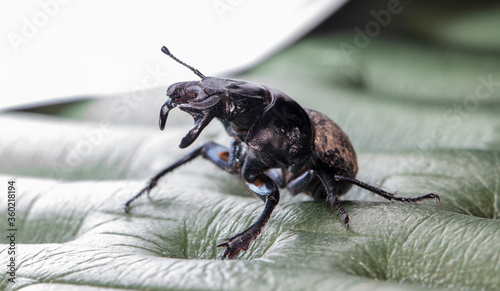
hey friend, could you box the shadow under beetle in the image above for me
[125,46,440,260]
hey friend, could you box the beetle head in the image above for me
[159,46,231,148]
[160,79,225,148]
[159,46,269,148]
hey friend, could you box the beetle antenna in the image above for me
[161,46,206,79]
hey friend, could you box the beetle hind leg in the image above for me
[334,174,440,205]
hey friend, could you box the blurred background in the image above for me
[3,0,500,109]
[1,0,346,109]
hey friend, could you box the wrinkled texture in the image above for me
[2,1,500,290]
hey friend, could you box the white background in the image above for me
[1,0,346,110]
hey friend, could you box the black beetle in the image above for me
[125,46,440,260]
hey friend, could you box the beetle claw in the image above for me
[124,181,156,213]
[217,238,243,260]
[216,241,231,260]
[217,232,254,260]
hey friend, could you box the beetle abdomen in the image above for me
[306,109,358,178]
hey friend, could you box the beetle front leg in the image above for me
[217,174,280,259]
[124,141,230,212]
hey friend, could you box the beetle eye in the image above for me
[184,86,208,102]
[187,90,198,99]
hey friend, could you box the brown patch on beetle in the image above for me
[252,177,266,187]
[217,151,230,162]
[306,109,358,178]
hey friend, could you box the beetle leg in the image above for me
[334,174,440,205]
[328,194,349,229]
[226,138,248,174]
[286,170,316,195]
[265,168,286,188]
[124,141,230,212]
[316,172,351,229]
[217,174,280,259]
[217,150,280,259]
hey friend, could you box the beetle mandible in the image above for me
[125,46,440,260]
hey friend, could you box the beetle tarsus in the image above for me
[216,215,266,260]
[329,194,349,229]
[217,234,251,260]
[434,194,440,206]
[124,184,153,213]
[334,174,440,205]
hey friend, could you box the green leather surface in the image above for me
[2,1,500,290]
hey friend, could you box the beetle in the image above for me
[125,46,440,260]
